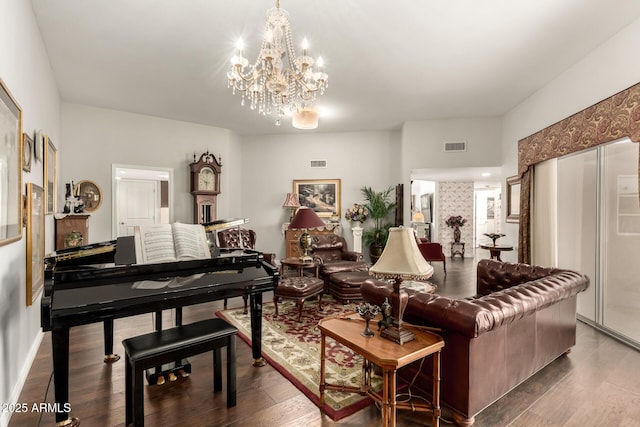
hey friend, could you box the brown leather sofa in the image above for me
[361,259,589,426]
[310,234,368,287]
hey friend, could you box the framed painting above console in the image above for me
[293,179,340,218]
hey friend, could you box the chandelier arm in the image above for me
[227,1,328,125]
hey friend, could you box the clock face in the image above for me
[198,167,216,192]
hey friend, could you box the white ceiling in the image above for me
[31,0,640,136]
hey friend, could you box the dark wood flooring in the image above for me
[9,257,640,426]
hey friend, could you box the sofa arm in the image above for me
[360,279,492,338]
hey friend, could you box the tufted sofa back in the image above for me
[361,260,589,338]
[476,259,560,296]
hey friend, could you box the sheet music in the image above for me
[134,223,211,264]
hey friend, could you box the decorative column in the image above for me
[352,223,363,253]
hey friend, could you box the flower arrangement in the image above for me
[445,215,467,228]
[344,203,369,223]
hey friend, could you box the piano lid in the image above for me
[45,236,136,266]
[203,217,248,232]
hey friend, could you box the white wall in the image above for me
[60,104,241,243]
[401,118,503,224]
[241,131,400,260]
[0,1,60,425]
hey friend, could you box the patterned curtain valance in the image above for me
[515,81,640,264]
[518,82,640,176]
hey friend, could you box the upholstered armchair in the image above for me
[418,242,446,274]
[310,234,368,286]
[217,228,257,312]
[217,228,256,249]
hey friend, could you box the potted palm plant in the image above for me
[361,186,396,263]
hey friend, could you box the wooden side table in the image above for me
[280,257,319,278]
[319,315,444,427]
[450,241,465,259]
[479,244,513,261]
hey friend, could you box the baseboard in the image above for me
[1,331,44,427]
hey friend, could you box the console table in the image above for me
[54,214,90,250]
[283,223,341,258]
[318,315,444,427]
[450,241,465,259]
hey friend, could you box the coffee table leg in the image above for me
[433,351,441,427]
[381,369,389,426]
[390,369,397,427]
[319,333,326,406]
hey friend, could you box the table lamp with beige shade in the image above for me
[370,226,434,345]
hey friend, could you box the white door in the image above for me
[116,179,159,237]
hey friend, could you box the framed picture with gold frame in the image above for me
[293,178,341,218]
[506,175,521,223]
[74,180,102,212]
[44,135,57,214]
[26,183,45,305]
[0,78,23,246]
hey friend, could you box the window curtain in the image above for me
[517,82,640,264]
[531,159,557,266]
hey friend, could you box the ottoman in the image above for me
[328,271,374,303]
[273,276,324,321]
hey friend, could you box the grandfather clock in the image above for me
[189,151,222,224]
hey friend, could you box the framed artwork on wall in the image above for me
[44,135,57,214]
[506,175,521,223]
[487,197,495,219]
[22,132,33,172]
[74,180,102,212]
[293,178,341,218]
[0,78,23,246]
[26,182,45,305]
[34,130,44,162]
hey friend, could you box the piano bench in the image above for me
[122,318,237,427]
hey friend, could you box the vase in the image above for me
[453,226,461,243]
[351,221,361,229]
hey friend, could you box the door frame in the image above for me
[111,164,174,239]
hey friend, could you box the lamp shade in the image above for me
[289,206,325,229]
[291,107,319,130]
[370,227,434,280]
[282,192,301,208]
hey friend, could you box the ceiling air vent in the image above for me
[443,141,467,152]
[310,160,327,168]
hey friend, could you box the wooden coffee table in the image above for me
[318,315,444,427]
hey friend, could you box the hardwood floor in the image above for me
[9,257,640,426]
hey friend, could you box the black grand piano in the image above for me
[41,235,278,425]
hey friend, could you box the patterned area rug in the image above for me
[216,296,382,421]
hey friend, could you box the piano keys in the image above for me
[41,236,278,425]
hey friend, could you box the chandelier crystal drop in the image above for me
[226,0,328,127]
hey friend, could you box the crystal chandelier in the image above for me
[227,0,328,127]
